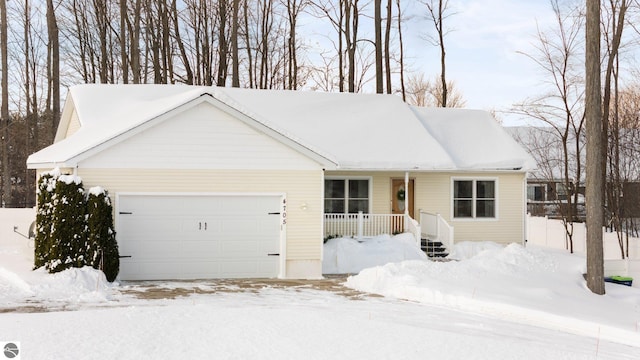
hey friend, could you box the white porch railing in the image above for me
[420,211,454,250]
[406,216,422,247]
[324,212,407,240]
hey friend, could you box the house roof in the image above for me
[27,84,535,172]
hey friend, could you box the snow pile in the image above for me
[346,242,640,346]
[0,265,117,306]
[322,233,427,274]
[0,208,117,306]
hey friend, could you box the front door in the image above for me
[391,178,414,218]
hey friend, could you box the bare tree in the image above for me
[585,0,605,295]
[423,0,451,107]
[284,0,307,90]
[405,72,465,108]
[130,0,142,83]
[405,72,429,106]
[512,0,585,253]
[217,0,229,86]
[171,0,194,84]
[601,0,629,259]
[395,0,405,100]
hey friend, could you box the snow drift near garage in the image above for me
[322,233,427,274]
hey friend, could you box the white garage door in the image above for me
[117,194,283,280]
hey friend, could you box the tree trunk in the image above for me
[231,0,240,87]
[217,0,228,86]
[172,0,193,84]
[374,0,383,93]
[585,0,605,295]
[0,0,9,206]
[384,0,392,94]
[437,0,447,107]
[46,0,60,140]
[120,0,129,83]
[244,0,254,88]
[130,0,142,83]
[94,0,109,83]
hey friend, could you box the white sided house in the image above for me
[27,84,535,281]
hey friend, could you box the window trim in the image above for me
[323,176,373,214]
[451,177,499,221]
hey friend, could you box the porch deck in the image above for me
[323,212,454,257]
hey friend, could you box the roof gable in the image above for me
[79,100,329,170]
[28,84,535,172]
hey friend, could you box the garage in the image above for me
[116,194,284,280]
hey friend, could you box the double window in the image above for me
[324,178,370,214]
[453,179,496,219]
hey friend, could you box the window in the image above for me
[527,184,545,202]
[555,182,569,201]
[453,179,496,219]
[324,179,370,213]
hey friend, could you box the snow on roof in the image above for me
[213,87,457,170]
[28,84,534,171]
[411,107,537,170]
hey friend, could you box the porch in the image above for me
[323,212,454,258]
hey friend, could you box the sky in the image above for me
[403,0,558,125]
[300,0,560,126]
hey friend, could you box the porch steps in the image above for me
[421,238,449,258]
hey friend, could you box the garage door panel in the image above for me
[220,239,261,255]
[181,241,220,257]
[117,194,282,280]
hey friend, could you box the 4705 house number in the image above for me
[281,198,287,225]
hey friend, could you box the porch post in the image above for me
[404,171,409,230]
[357,211,364,240]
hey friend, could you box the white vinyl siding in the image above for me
[326,171,526,245]
[80,101,323,170]
[65,111,82,138]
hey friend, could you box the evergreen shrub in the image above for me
[33,169,120,281]
[87,187,120,282]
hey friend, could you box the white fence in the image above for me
[527,215,640,287]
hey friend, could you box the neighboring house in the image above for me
[525,178,586,219]
[27,84,535,281]
[505,126,587,220]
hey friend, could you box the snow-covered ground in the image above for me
[2,209,640,359]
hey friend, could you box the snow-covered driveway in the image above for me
[2,282,638,360]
